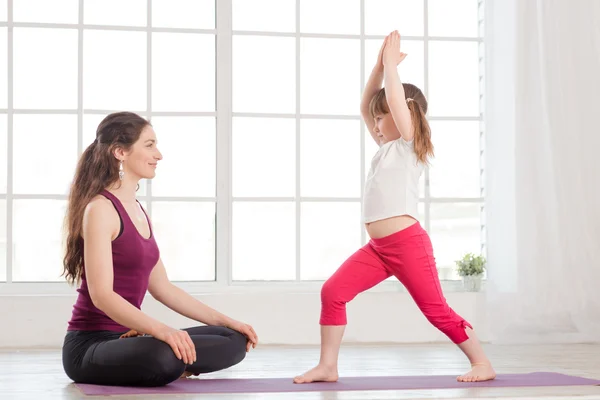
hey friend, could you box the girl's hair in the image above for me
[369,83,434,164]
[62,112,150,285]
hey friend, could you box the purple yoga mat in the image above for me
[75,372,600,396]
[76,372,600,396]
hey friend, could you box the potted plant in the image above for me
[455,253,486,292]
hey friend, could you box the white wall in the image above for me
[0,290,486,348]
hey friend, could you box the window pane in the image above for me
[233,118,295,197]
[13,200,66,281]
[152,0,214,29]
[300,0,359,34]
[365,39,424,92]
[14,0,78,24]
[82,114,148,196]
[365,0,424,36]
[301,202,362,280]
[0,115,6,193]
[0,28,6,109]
[84,30,146,110]
[233,0,294,32]
[233,202,295,280]
[429,0,479,38]
[300,38,360,115]
[152,33,215,112]
[429,203,481,280]
[233,36,295,113]
[82,113,107,148]
[301,119,361,197]
[0,1,6,21]
[14,28,78,109]
[0,200,5,281]
[150,117,215,197]
[13,115,77,195]
[84,0,146,27]
[429,121,481,198]
[151,202,215,281]
[428,41,480,117]
[364,129,381,162]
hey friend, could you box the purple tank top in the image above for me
[67,190,160,331]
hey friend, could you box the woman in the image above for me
[61,112,257,387]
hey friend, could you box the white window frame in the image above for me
[0,0,485,295]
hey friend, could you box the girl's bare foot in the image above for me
[293,364,339,384]
[457,363,496,382]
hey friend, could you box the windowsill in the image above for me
[0,280,489,347]
[0,279,485,296]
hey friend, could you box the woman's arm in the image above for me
[148,260,231,327]
[148,260,259,350]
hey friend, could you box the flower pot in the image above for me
[462,275,483,292]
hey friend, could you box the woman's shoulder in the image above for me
[88,193,112,209]
[81,195,121,239]
[84,195,118,222]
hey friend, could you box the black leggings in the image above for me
[62,326,247,387]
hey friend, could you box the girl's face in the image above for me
[373,112,401,145]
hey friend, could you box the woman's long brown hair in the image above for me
[62,112,150,285]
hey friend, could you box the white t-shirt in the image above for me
[362,138,424,223]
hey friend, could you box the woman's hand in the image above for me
[383,30,407,67]
[228,320,258,352]
[153,325,197,365]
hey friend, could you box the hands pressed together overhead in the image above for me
[377,30,408,69]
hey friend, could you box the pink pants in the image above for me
[320,222,472,344]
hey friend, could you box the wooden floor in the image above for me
[1,343,600,399]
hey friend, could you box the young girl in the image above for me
[62,112,258,387]
[294,31,495,384]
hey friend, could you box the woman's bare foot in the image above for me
[457,363,496,382]
[119,329,142,339]
[180,371,194,379]
[293,364,339,384]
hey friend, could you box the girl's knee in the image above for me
[320,279,341,305]
[319,282,348,325]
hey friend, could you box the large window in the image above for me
[0,0,484,289]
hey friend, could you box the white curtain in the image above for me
[484,0,600,344]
